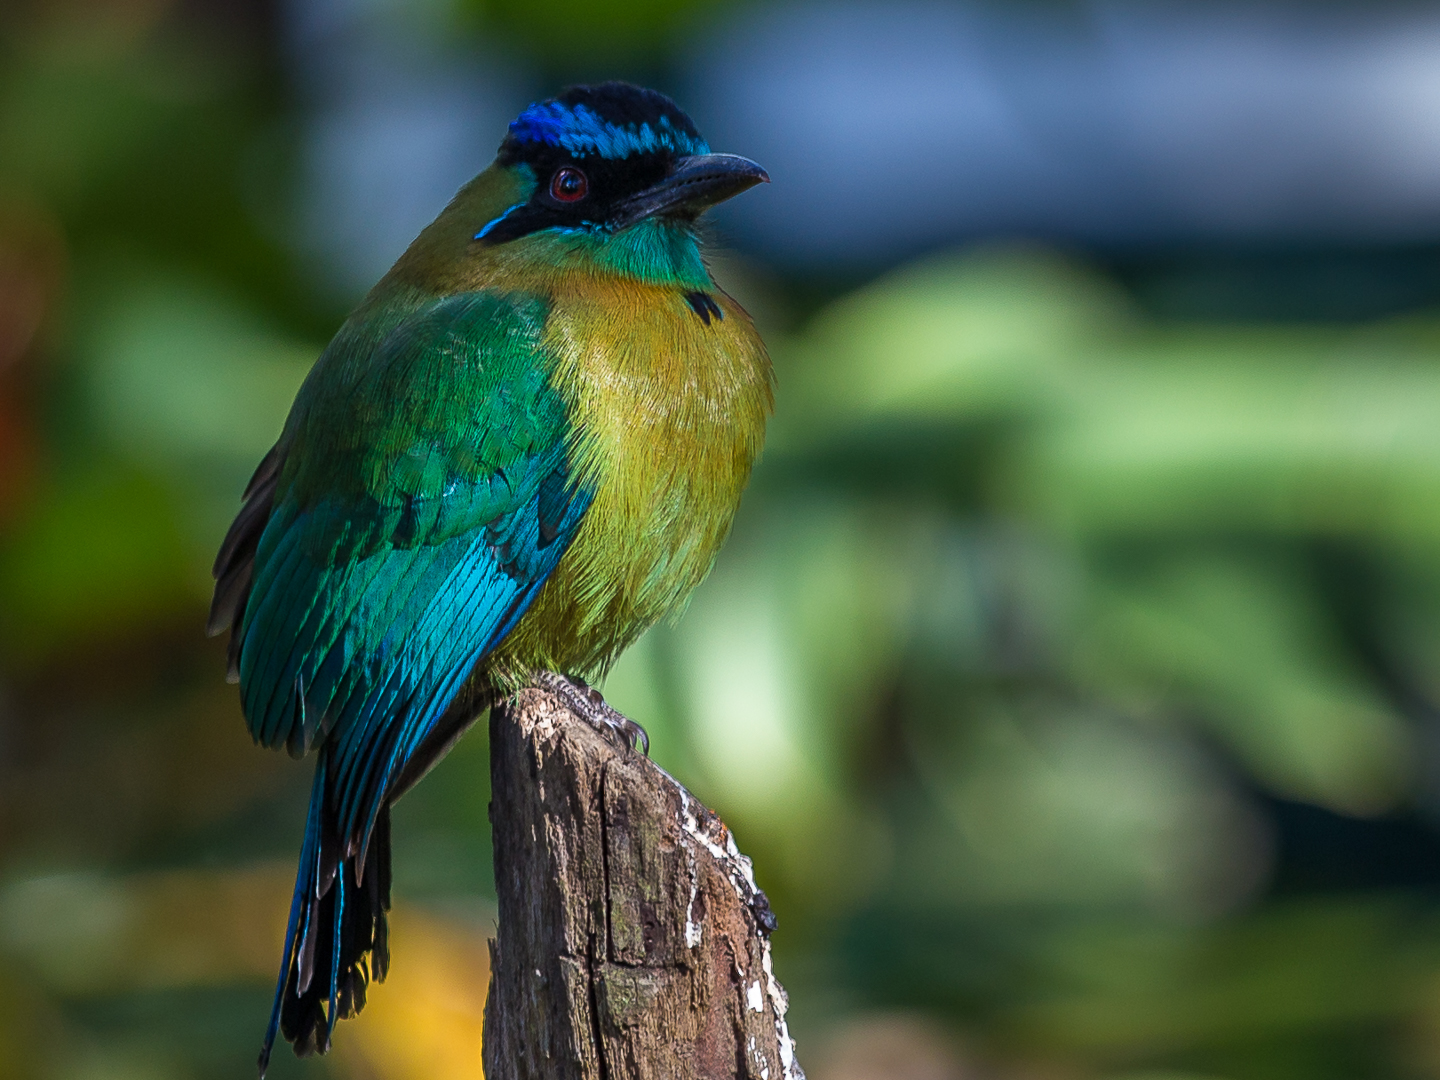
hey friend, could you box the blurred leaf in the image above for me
[0,12,220,213]
[80,270,317,550]
[1006,898,1437,1060]
[85,274,313,464]
[1075,556,1410,815]
[0,461,194,666]
[773,248,1132,452]
[0,863,290,995]
[1018,346,1440,541]
[904,701,1268,917]
[0,965,64,1080]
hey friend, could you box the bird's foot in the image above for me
[533,671,650,756]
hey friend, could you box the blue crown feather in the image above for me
[507,101,709,160]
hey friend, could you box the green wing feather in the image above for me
[208,289,593,1064]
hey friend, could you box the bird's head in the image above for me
[475,82,768,246]
[389,83,766,291]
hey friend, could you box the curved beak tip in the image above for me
[613,153,770,226]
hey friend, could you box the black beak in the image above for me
[612,153,769,229]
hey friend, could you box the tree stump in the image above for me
[482,686,804,1080]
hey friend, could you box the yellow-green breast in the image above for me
[486,269,772,687]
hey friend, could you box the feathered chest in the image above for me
[553,282,767,490]
[490,277,772,678]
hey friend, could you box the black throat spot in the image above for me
[684,291,723,326]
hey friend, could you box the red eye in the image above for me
[550,167,588,202]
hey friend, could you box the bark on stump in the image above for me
[483,686,804,1080]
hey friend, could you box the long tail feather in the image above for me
[258,767,324,1078]
[327,872,344,1052]
[259,757,392,1077]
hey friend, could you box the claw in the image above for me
[533,671,650,756]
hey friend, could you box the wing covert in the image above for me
[210,289,590,853]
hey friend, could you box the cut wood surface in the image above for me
[483,686,804,1080]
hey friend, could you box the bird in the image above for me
[207,82,771,1075]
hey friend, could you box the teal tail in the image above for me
[258,756,391,1077]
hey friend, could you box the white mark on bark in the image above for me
[747,980,764,1012]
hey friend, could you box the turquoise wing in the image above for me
[208,290,591,1066]
[215,289,588,845]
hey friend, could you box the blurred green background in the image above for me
[9,1,1440,1078]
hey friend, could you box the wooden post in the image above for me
[482,686,804,1080]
